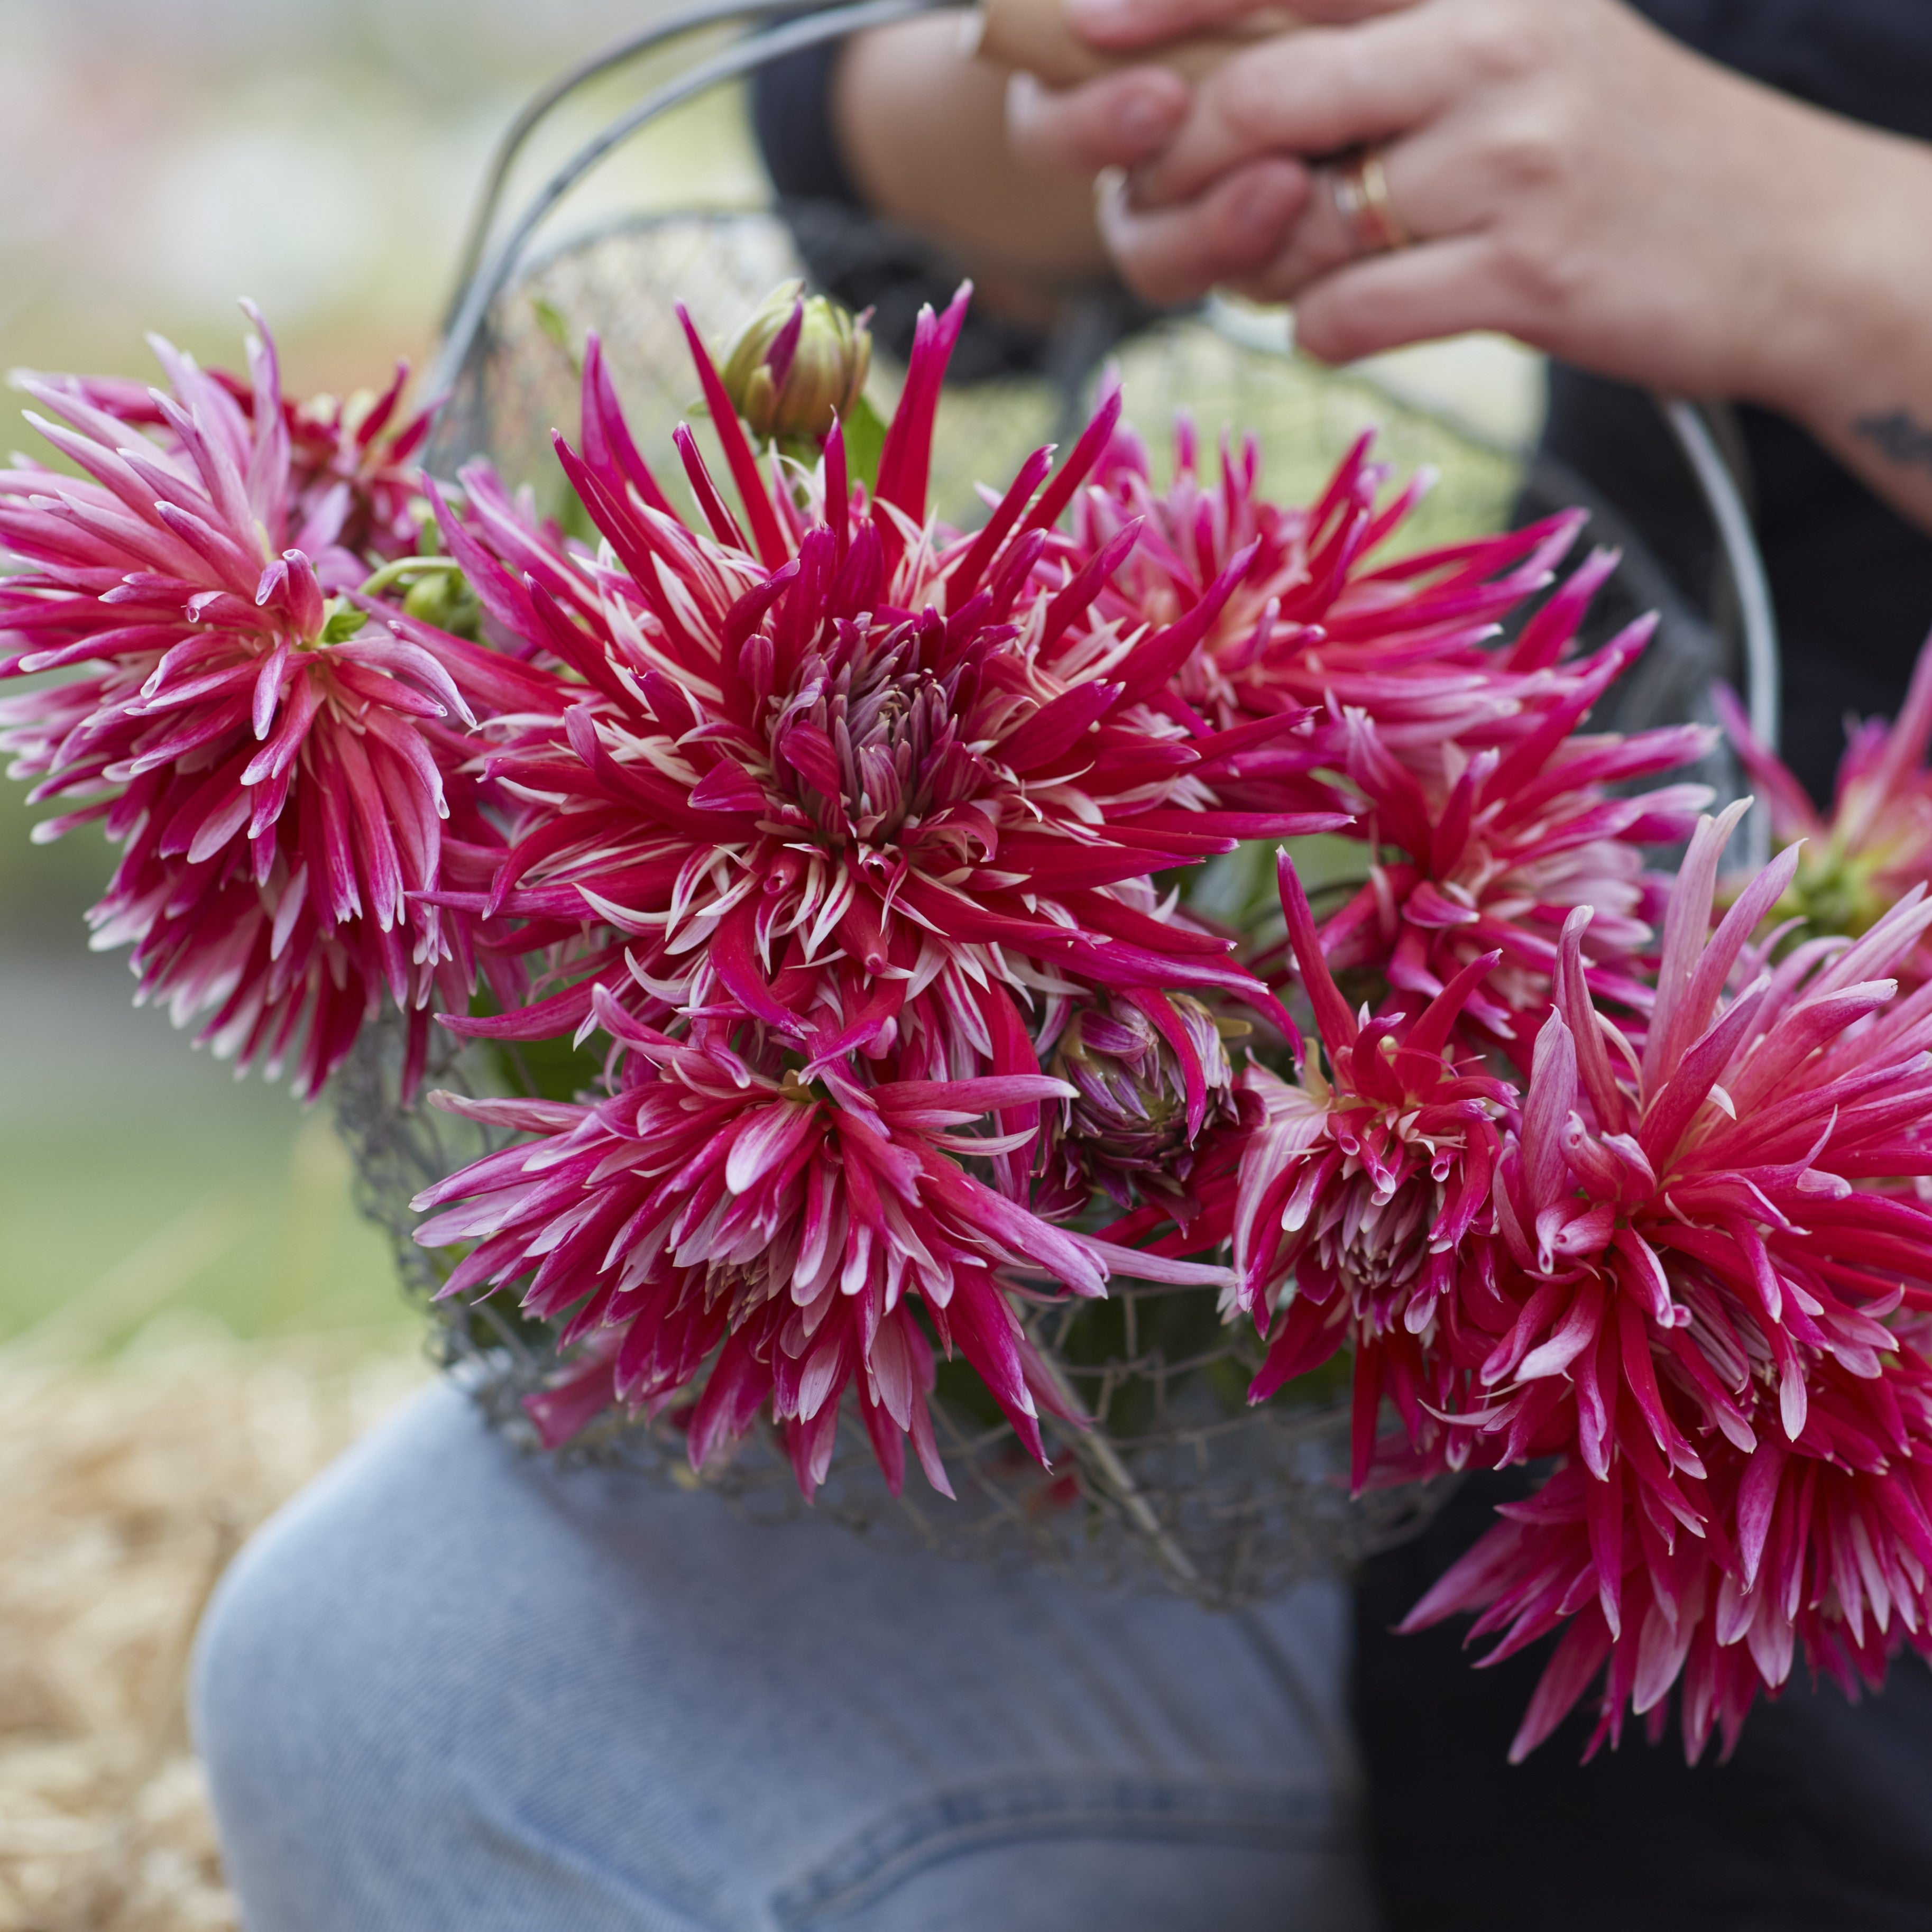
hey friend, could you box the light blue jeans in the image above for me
[191,1379,1378,1931]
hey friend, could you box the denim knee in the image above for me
[187,1386,687,1931]
[187,1380,1374,1931]
[190,1461,440,1923]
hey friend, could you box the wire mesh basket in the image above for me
[335,0,1779,1608]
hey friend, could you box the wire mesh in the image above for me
[337,1005,1447,1608]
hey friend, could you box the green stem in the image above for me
[357,556,464,599]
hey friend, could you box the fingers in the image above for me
[1110,124,1455,305]
[1213,162,1362,299]
[1067,0,1416,54]
[1281,235,1509,363]
[1127,10,1467,208]
[1097,155,1312,305]
[1005,66,1191,174]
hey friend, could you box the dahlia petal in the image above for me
[1644,798,1752,1088]
[872,283,971,527]
[522,1351,621,1450]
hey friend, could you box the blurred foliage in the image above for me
[0,776,108,947]
[0,954,409,1348]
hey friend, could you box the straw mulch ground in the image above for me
[0,1333,427,1931]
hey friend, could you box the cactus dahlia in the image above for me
[1408,805,1932,1759]
[0,310,512,1096]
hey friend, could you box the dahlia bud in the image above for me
[401,563,482,641]
[1044,995,1242,1215]
[718,280,872,447]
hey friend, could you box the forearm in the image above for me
[1763,125,1932,536]
[831,15,1114,297]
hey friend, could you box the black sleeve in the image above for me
[749,38,866,210]
[1638,0,1932,140]
[749,37,1162,383]
[1354,1470,1932,1932]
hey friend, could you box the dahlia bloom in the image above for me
[1717,632,1932,949]
[1035,989,1243,1221]
[277,358,437,569]
[1070,416,1616,767]
[1410,803,1932,1759]
[446,293,1346,1065]
[413,990,1227,1493]
[1236,853,1513,1484]
[1317,621,1714,1041]
[51,319,433,579]
[0,313,501,1094]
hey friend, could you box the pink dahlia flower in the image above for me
[0,313,499,1095]
[1717,630,1932,952]
[1317,620,1714,1042]
[53,323,433,579]
[1236,853,1512,1485]
[413,990,1227,1494]
[443,295,1345,1068]
[1410,803,1932,1759]
[1069,416,1616,768]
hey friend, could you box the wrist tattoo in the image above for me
[1855,407,1932,476]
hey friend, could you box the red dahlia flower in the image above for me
[1236,853,1512,1484]
[443,295,1345,1070]
[1411,803,1932,1759]
[1035,988,1243,1221]
[1070,416,1610,766]
[0,312,499,1095]
[413,989,1227,1495]
[1317,620,1713,1041]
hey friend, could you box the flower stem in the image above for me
[357,556,463,599]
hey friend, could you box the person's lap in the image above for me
[191,1379,1376,1932]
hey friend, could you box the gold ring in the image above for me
[1330,145,1413,254]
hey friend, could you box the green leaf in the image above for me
[840,392,888,494]
[318,601,366,645]
[530,294,583,379]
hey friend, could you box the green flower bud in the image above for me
[401,565,482,642]
[719,280,872,448]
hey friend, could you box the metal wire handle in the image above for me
[431,0,949,403]
[1660,398,1781,870]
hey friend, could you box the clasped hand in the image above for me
[1004,0,1844,409]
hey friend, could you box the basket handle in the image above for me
[431,0,952,403]
[1658,397,1780,869]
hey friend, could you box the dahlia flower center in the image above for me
[1055,1002,1236,1167]
[765,628,982,855]
[702,1255,785,1319]
[1310,1161,1442,1330]
[1790,839,1888,940]
[1303,1092,1474,1329]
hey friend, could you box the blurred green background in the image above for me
[0,0,1540,1354]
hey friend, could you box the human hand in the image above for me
[1018,0,1855,409]
[997,5,1318,298]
